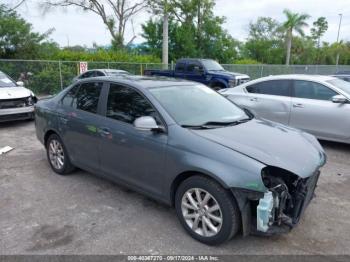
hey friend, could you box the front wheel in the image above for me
[175,176,241,245]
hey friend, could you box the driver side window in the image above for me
[106,84,161,125]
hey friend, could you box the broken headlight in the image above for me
[257,167,302,232]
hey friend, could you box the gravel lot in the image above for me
[1,120,349,255]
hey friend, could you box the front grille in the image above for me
[0,97,28,109]
[0,112,33,122]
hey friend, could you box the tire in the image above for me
[175,175,241,245]
[210,83,225,91]
[211,85,223,91]
[46,134,75,175]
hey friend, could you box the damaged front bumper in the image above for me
[232,169,320,236]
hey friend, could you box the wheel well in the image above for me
[44,130,57,146]
[170,171,229,206]
[210,81,226,89]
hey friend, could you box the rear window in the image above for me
[0,73,16,88]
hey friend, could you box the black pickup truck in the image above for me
[144,58,250,90]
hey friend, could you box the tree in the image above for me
[141,0,240,63]
[311,17,328,48]
[3,0,27,11]
[243,17,285,63]
[0,4,53,59]
[282,9,310,65]
[42,0,146,48]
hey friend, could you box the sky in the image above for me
[11,0,350,47]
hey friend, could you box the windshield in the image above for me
[149,84,248,126]
[327,79,350,95]
[201,60,224,71]
[0,73,16,88]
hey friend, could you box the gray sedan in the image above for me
[35,76,325,245]
[220,74,350,144]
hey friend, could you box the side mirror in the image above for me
[16,81,24,86]
[332,94,348,104]
[133,116,164,132]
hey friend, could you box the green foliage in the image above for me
[311,17,328,44]
[0,4,53,59]
[233,59,261,65]
[282,9,310,36]
[141,0,239,63]
[243,17,285,64]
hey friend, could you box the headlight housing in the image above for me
[229,79,237,87]
[26,96,34,106]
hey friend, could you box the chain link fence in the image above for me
[222,64,350,79]
[1,59,350,94]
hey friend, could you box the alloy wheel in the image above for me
[181,188,223,237]
[48,139,65,170]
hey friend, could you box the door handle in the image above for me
[293,103,304,108]
[250,97,258,102]
[98,127,111,136]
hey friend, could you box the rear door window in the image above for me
[186,61,203,74]
[293,80,337,101]
[246,80,291,97]
[175,62,186,72]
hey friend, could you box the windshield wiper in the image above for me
[181,124,216,129]
[181,118,251,129]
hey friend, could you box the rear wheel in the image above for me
[46,134,75,175]
[175,176,240,245]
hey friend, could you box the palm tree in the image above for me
[283,9,310,65]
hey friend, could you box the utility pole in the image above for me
[162,0,169,69]
[336,13,343,66]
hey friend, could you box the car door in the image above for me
[289,80,350,140]
[98,82,168,196]
[184,61,206,84]
[58,81,106,171]
[238,80,293,125]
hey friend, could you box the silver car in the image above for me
[220,75,350,144]
[73,69,131,82]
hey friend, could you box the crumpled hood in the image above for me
[208,70,250,80]
[192,119,326,178]
[0,86,32,99]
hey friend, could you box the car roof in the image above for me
[103,69,128,73]
[78,75,196,88]
[250,74,337,83]
[177,58,215,63]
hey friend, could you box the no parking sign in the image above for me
[79,62,88,74]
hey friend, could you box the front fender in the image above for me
[164,126,268,201]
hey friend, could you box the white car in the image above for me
[219,74,350,144]
[0,71,37,122]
